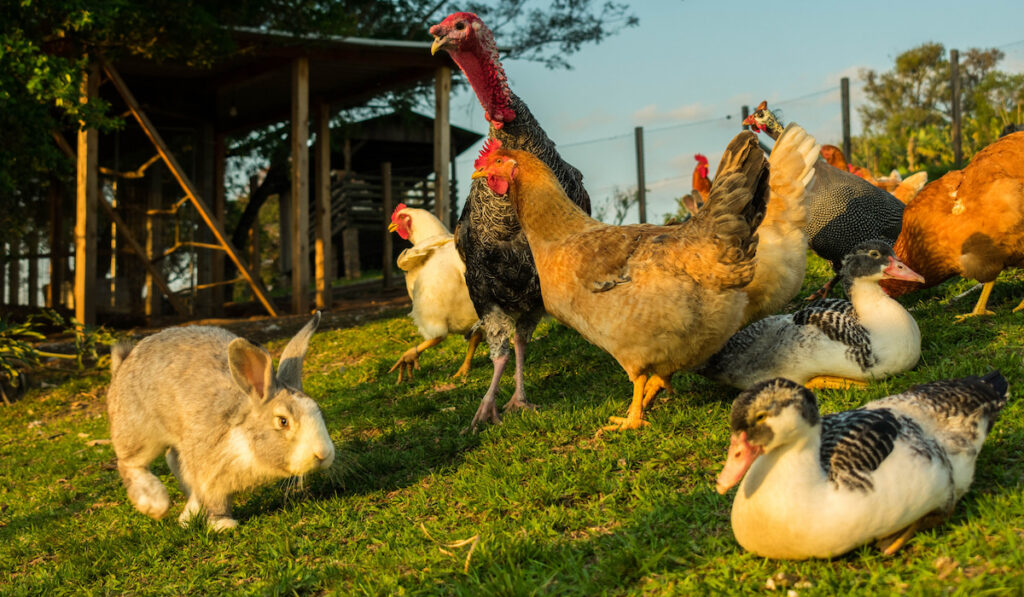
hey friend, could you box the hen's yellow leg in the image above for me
[389,337,444,383]
[452,330,483,380]
[603,374,649,432]
[877,519,922,556]
[641,374,670,408]
[956,281,996,321]
[1012,294,1024,313]
[805,376,868,390]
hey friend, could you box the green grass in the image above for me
[3,253,1024,595]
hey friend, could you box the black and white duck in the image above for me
[715,373,1009,559]
[699,239,924,390]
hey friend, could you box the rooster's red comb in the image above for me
[391,203,408,223]
[474,138,502,170]
[694,154,708,164]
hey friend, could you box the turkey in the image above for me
[430,12,591,431]
[744,100,905,299]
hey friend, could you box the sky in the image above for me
[440,0,1024,223]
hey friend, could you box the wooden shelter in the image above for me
[59,29,462,324]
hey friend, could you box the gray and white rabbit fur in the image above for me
[106,313,334,531]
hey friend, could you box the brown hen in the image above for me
[472,133,769,431]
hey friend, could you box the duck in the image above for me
[698,239,924,390]
[715,373,1009,559]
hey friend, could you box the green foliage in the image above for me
[2,255,1023,593]
[853,42,1023,175]
[593,186,639,225]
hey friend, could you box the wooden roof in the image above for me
[108,28,456,135]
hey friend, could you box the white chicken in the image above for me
[388,204,482,382]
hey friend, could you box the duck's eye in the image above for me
[277,416,290,430]
[868,250,881,258]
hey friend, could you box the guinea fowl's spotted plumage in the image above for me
[720,373,1009,558]
[805,164,905,268]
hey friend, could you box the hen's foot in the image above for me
[954,309,995,322]
[805,376,868,390]
[388,346,421,383]
[600,415,650,432]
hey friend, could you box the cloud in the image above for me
[633,102,714,126]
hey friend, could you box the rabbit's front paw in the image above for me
[209,516,239,532]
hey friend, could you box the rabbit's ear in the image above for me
[277,311,320,391]
[228,338,275,402]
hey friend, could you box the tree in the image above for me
[853,42,1022,175]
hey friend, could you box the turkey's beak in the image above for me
[387,221,398,233]
[471,169,486,180]
[883,256,925,283]
[431,36,448,55]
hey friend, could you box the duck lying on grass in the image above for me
[715,373,1009,559]
[698,239,923,390]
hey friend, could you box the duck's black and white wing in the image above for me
[792,299,876,371]
[819,408,948,493]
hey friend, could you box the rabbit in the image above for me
[106,312,334,531]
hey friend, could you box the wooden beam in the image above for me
[7,238,19,306]
[211,132,226,314]
[146,164,163,319]
[291,57,311,314]
[433,66,451,227]
[48,181,67,309]
[98,197,188,317]
[26,230,38,308]
[75,61,100,324]
[381,161,393,290]
[635,126,646,224]
[951,49,963,168]
[100,57,278,317]
[313,98,333,309]
[840,77,852,163]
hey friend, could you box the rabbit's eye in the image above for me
[277,416,290,430]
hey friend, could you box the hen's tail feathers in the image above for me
[891,171,928,204]
[765,123,819,231]
[689,131,770,288]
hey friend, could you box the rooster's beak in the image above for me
[471,170,486,180]
[387,222,398,233]
[431,36,448,56]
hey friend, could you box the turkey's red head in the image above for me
[694,154,709,178]
[389,203,412,239]
[471,138,516,195]
[430,12,515,129]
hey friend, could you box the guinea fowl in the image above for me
[472,133,769,431]
[699,240,924,390]
[430,13,591,430]
[744,100,905,299]
[716,374,1008,559]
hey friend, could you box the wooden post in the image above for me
[841,77,852,162]
[433,66,452,228]
[381,161,393,289]
[7,238,19,306]
[26,230,38,308]
[0,242,5,306]
[291,57,310,314]
[951,49,962,168]
[99,58,277,317]
[48,181,66,309]
[145,164,163,319]
[75,61,100,324]
[634,126,647,224]
[741,105,749,124]
[313,98,333,309]
[211,133,226,313]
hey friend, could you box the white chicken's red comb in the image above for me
[475,138,502,170]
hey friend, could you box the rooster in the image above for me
[388,205,482,383]
[745,101,905,300]
[472,134,769,431]
[879,131,1024,319]
[431,12,591,430]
